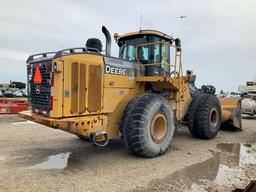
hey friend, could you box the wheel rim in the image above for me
[150,113,167,143]
[209,108,218,129]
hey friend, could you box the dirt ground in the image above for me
[0,115,255,192]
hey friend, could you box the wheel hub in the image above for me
[150,113,167,143]
[210,108,218,129]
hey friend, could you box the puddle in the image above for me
[19,140,122,171]
[26,152,70,170]
[212,143,256,189]
[217,143,256,166]
[134,143,256,192]
[191,143,256,191]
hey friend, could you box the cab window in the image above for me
[118,34,172,76]
[119,35,170,64]
[119,35,149,62]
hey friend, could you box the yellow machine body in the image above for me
[20,28,241,144]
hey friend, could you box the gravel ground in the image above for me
[0,115,255,192]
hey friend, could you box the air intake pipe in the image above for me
[102,26,111,56]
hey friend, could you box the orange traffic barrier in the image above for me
[0,99,28,114]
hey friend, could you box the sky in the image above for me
[0,0,255,92]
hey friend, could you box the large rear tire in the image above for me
[119,94,145,151]
[191,94,221,139]
[121,93,175,157]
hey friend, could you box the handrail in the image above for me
[142,63,176,67]
[54,47,101,58]
[26,52,56,63]
[27,47,102,63]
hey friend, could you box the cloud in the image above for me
[0,48,29,61]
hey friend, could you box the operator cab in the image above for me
[117,30,181,77]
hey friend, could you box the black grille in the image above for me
[27,61,52,115]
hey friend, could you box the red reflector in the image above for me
[33,66,42,84]
[50,96,53,111]
[51,73,54,86]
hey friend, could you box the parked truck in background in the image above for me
[239,80,256,116]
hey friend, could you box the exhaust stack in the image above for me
[102,26,111,56]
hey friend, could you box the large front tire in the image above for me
[191,94,221,139]
[183,95,201,131]
[121,93,175,157]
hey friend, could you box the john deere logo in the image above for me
[105,65,126,75]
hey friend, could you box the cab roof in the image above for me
[119,29,173,41]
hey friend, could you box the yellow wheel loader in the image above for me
[19,26,241,157]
